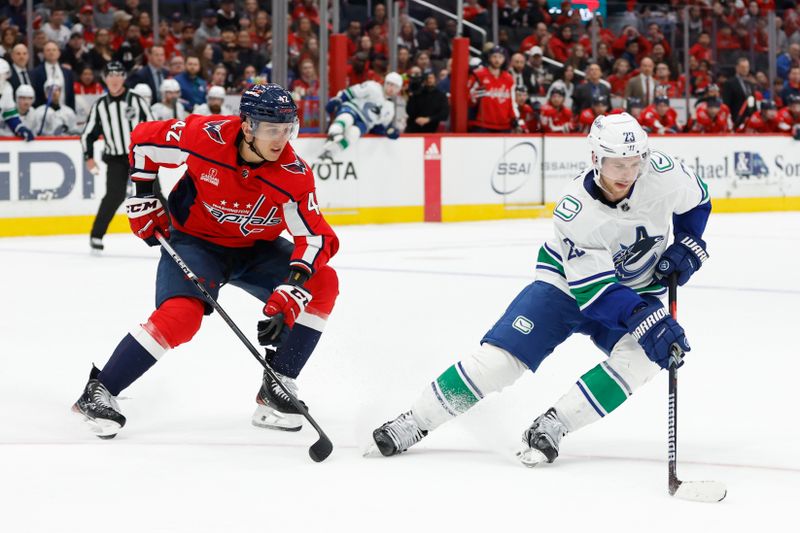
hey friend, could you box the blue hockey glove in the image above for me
[656,233,709,286]
[624,301,690,369]
[325,97,342,115]
[385,126,399,140]
[14,124,34,142]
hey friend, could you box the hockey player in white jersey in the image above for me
[131,83,153,106]
[31,79,80,136]
[150,78,189,120]
[369,113,711,465]
[0,58,34,140]
[0,84,35,137]
[319,72,403,160]
[193,85,235,115]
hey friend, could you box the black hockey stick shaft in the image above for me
[155,231,333,462]
[667,273,680,494]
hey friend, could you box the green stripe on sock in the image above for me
[436,365,480,414]
[579,364,628,414]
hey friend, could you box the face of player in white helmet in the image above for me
[384,82,401,97]
[597,155,642,201]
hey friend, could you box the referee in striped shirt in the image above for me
[82,61,154,252]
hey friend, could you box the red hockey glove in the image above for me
[257,284,313,344]
[125,195,170,246]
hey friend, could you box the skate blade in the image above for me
[517,447,549,468]
[673,481,727,503]
[71,404,121,438]
[251,405,302,432]
[362,442,383,458]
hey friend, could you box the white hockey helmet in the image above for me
[384,71,403,90]
[207,85,226,99]
[44,77,64,90]
[16,84,35,100]
[161,78,181,94]
[132,83,153,101]
[587,112,649,181]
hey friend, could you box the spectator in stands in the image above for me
[625,56,656,106]
[417,17,443,61]
[137,12,155,50]
[614,26,649,65]
[397,21,417,53]
[522,46,552,96]
[366,20,389,58]
[209,64,229,91]
[110,10,133,50]
[690,32,713,63]
[396,46,412,75]
[74,5,97,45]
[31,40,75,109]
[405,67,449,133]
[690,58,712,96]
[175,56,207,109]
[61,31,89,73]
[42,9,71,48]
[520,22,549,55]
[645,22,671,58]
[345,20,362,58]
[414,50,433,75]
[743,100,782,132]
[127,45,168,103]
[781,66,800,104]
[691,97,732,133]
[548,26,573,63]
[86,28,113,74]
[607,58,632,97]
[548,64,576,110]
[576,93,610,133]
[237,30,263,71]
[169,54,185,78]
[74,66,104,95]
[593,42,614,76]
[500,0,525,28]
[195,10,221,47]
[221,42,242,87]
[572,63,610,114]
[722,57,755,125]
[217,0,239,31]
[0,0,26,36]
[252,11,271,53]
[640,95,679,134]
[468,46,519,133]
[540,86,572,133]
[515,86,541,133]
[31,30,48,67]
[564,43,588,73]
[0,27,20,61]
[508,53,527,91]
[620,37,640,70]
[175,22,195,57]
[8,43,31,94]
[463,0,489,28]
[114,23,144,72]
[347,52,378,85]
[626,97,643,121]
[243,0,258,24]
[31,79,79,136]
[655,62,681,97]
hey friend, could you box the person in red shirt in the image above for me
[469,47,520,132]
[777,93,800,137]
[548,26,573,63]
[654,62,681,97]
[640,95,680,134]
[515,85,541,133]
[540,86,573,133]
[576,94,610,133]
[743,99,782,132]
[690,32,712,63]
[73,65,105,95]
[71,84,340,439]
[607,58,632,96]
[691,98,732,133]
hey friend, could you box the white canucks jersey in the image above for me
[31,104,80,135]
[151,101,189,121]
[0,80,20,129]
[338,80,395,131]
[536,150,710,312]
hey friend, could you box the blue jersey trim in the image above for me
[536,264,565,277]
[457,361,484,399]
[543,242,563,261]
[568,270,617,287]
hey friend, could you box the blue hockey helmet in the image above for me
[239,83,299,141]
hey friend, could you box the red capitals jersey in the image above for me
[540,104,572,133]
[692,102,732,133]
[776,108,800,133]
[518,102,542,133]
[469,67,518,131]
[129,115,338,276]
[640,104,679,133]
[743,111,782,133]
[576,108,601,133]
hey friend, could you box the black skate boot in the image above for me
[368,411,428,457]
[252,370,305,432]
[72,366,126,439]
[517,408,569,467]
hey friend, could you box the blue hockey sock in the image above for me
[270,323,322,379]
[98,329,167,395]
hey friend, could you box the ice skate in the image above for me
[252,370,304,432]
[517,408,569,467]
[72,366,126,439]
[89,237,104,254]
[365,411,428,457]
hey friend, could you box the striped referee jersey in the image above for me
[81,89,153,159]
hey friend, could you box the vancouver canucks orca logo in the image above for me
[613,226,664,282]
[203,119,230,144]
[281,156,307,175]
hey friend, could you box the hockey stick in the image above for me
[667,273,726,502]
[38,84,54,136]
[155,231,333,463]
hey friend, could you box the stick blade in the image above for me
[673,481,727,503]
[309,436,333,463]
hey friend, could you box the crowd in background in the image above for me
[2,0,800,138]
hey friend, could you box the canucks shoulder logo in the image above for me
[613,226,664,281]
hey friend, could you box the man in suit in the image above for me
[722,57,755,126]
[127,45,169,103]
[571,63,611,114]
[8,43,32,94]
[30,40,75,108]
[624,56,656,106]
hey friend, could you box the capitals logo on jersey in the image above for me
[202,194,282,236]
[613,226,664,281]
[203,120,231,144]
[282,156,308,175]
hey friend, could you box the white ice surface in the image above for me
[1,212,798,532]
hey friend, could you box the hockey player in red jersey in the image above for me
[468,46,522,132]
[575,94,610,133]
[540,87,573,133]
[743,100,782,132]
[640,95,680,134]
[72,84,340,438]
[777,93,800,137]
[690,97,732,133]
[515,85,542,133]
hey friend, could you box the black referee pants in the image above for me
[90,155,169,239]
